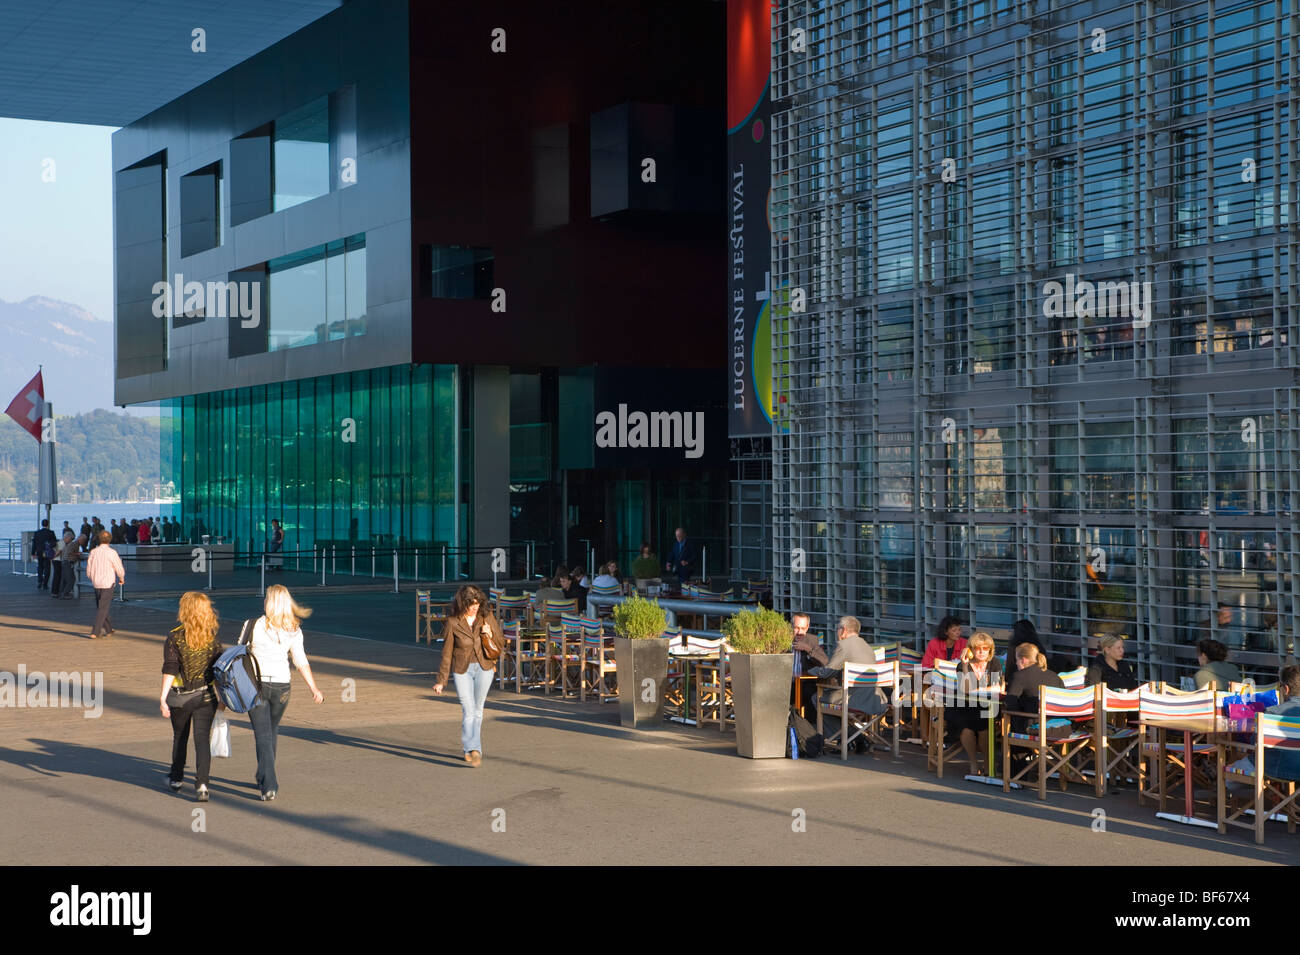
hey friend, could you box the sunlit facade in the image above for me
[769,0,1295,682]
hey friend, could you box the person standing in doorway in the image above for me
[246,585,324,801]
[665,527,695,586]
[32,519,56,590]
[433,585,503,767]
[85,531,125,639]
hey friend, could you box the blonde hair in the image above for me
[960,631,996,662]
[1015,642,1047,670]
[1097,634,1124,654]
[263,584,312,631]
[176,591,219,650]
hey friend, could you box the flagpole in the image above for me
[35,366,42,538]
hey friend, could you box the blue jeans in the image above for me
[249,681,291,793]
[451,663,495,754]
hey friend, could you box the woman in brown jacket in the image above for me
[433,585,503,766]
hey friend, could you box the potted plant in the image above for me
[722,607,794,758]
[612,594,670,728]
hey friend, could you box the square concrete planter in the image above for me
[613,636,669,728]
[730,652,794,758]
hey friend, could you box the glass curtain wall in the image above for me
[164,364,458,574]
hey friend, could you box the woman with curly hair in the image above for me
[158,591,225,801]
[434,584,504,767]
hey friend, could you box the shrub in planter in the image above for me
[723,608,795,758]
[612,594,669,727]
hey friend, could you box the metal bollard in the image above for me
[442,545,447,583]
[371,549,376,577]
[321,551,326,587]
[313,546,318,574]
[351,546,356,576]
[415,549,419,583]
[331,544,336,575]
[261,555,266,596]
[701,545,707,586]
[392,550,398,593]
[207,549,213,591]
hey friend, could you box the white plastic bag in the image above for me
[210,713,231,758]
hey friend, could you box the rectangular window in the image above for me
[230,125,272,226]
[427,245,495,299]
[114,151,168,377]
[274,96,330,211]
[180,161,222,257]
[266,234,367,351]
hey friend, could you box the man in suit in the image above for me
[31,519,56,590]
[810,616,887,751]
[665,527,695,585]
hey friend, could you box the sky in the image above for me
[0,118,116,322]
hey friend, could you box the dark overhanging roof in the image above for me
[0,0,341,126]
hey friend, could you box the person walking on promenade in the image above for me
[247,584,324,801]
[32,518,56,590]
[433,584,503,767]
[57,530,81,599]
[85,531,125,639]
[158,592,225,802]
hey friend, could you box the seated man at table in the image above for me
[791,612,828,721]
[1264,666,1300,780]
[809,616,885,752]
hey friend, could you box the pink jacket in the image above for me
[922,637,967,669]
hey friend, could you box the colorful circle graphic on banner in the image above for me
[752,299,774,426]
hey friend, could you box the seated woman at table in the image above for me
[944,632,1003,776]
[1084,634,1140,691]
[1194,639,1241,691]
[923,616,967,668]
[1004,644,1064,736]
[591,561,623,592]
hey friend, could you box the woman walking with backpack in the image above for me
[433,584,503,767]
[247,584,324,801]
[159,592,225,802]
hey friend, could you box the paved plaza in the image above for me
[1,574,1296,866]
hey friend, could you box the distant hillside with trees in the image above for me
[0,410,162,502]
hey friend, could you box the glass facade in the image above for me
[273,96,330,211]
[267,234,367,350]
[163,364,460,574]
[769,0,1298,683]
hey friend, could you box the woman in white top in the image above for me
[247,584,323,801]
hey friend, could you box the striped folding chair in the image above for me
[1002,685,1098,799]
[545,622,583,697]
[541,597,578,629]
[495,593,530,628]
[488,587,504,612]
[695,640,733,731]
[1095,685,1143,793]
[817,661,901,760]
[497,620,519,689]
[891,647,926,744]
[1218,712,1300,844]
[415,590,443,645]
[871,642,899,662]
[1137,686,1218,813]
[663,631,716,721]
[924,664,965,777]
[587,582,622,617]
[580,619,618,703]
[1058,667,1088,689]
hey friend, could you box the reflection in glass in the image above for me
[273,97,330,211]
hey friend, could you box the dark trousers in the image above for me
[50,562,62,595]
[58,562,76,597]
[168,687,218,785]
[36,556,51,588]
[92,587,114,636]
[248,682,291,794]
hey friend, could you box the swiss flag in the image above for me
[4,370,44,442]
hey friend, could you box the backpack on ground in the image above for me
[788,709,824,759]
[212,618,263,713]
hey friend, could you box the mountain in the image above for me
[0,296,118,414]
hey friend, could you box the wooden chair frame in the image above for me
[1217,712,1300,844]
[1001,686,1098,799]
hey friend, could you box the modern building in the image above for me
[110,0,728,579]
[765,0,1296,682]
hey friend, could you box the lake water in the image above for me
[0,502,175,550]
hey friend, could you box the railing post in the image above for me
[442,545,447,583]
[702,545,707,586]
[313,546,318,574]
[415,549,420,583]
[207,548,213,592]
[321,551,326,587]
[261,555,266,596]
[351,545,356,576]
[371,548,376,577]
[331,544,336,575]
[392,550,399,593]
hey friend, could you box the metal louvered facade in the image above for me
[768,0,1298,683]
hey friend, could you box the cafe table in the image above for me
[1138,714,1253,828]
